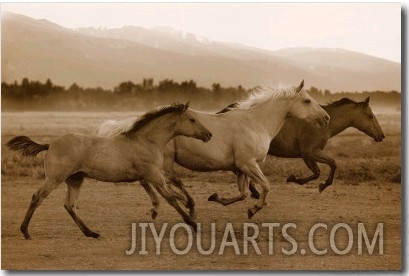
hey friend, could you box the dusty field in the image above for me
[1,111,401,270]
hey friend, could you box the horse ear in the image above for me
[295,79,304,93]
[183,102,190,111]
[364,97,370,105]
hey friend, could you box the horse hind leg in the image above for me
[64,173,99,238]
[287,158,320,185]
[20,177,62,239]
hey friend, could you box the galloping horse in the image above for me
[218,97,385,194]
[97,80,330,219]
[7,103,212,239]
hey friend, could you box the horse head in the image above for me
[288,80,330,128]
[352,97,385,142]
[177,103,212,142]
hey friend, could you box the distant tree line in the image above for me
[1,78,401,112]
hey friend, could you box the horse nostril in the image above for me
[324,115,330,122]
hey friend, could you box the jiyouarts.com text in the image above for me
[125,222,383,256]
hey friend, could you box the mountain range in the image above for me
[1,12,401,92]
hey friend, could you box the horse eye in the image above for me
[304,99,311,104]
[369,115,374,119]
[190,119,196,123]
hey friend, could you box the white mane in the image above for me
[96,116,138,137]
[236,85,296,110]
[96,86,298,137]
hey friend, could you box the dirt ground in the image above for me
[1,112,402,270]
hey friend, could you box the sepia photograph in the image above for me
[1,2,402,270]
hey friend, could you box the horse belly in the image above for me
[81,145,147,182]
[268,141,301,158]
[268,131,301,158]
[174,138,234,171]
[83,161,143,183]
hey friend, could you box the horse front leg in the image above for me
[249,182,261,199]
[167,175,196,219]
[312,151,337,193]
[159,142,195,217]
[145,170,197,231]
[141,180,160,220]
[286,158,321,185]
[208,171,250,206]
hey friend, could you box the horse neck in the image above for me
[325,104,357,137]
[248,98,291,139]
[130,114,178,148]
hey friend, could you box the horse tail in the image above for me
[6,136,49,157]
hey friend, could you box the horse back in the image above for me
[47,133,163,182]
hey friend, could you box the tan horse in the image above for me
[97,80,330,219]
[7,103,212,239]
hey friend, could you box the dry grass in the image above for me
[1,111,401,270]
[1,112,401,185]
[2,150,45,179]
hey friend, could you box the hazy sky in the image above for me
[1,2,401,63]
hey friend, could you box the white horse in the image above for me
[97,80,330,219]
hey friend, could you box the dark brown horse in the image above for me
[218,97,385,194]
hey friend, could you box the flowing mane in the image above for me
[121,103,187,136]
[235,86,297,110]
[218,97,362,115]
[216,86,297,114]
[326,98,358,107]
[216,102,239,114]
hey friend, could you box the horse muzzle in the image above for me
[374,133,385,142]
[197,131,212,142]
[315,115,330,128]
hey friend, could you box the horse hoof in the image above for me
[250,194,260,200]
[208,193,218,202]
[151,209,158,220]
[189,221,198,232]
[250,191,260,200]
[21,231,31,240]
[248,209,254,220]
[189,210,196,220]
[287,175,296,183]
[20,228,31,240]
[318,184,326,193]
[86,231,100,239]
